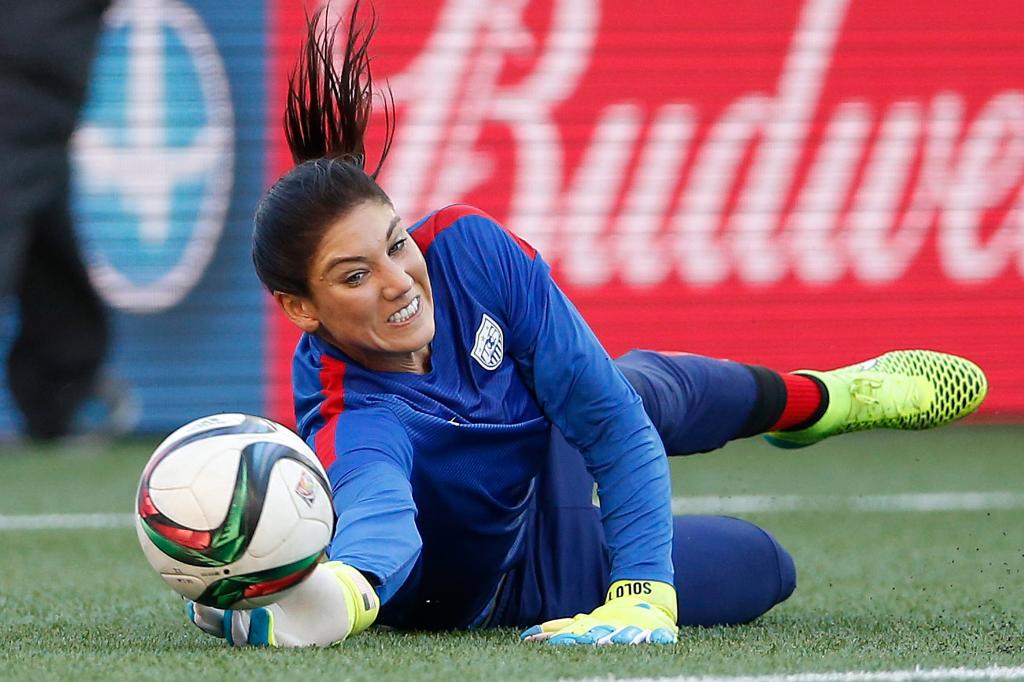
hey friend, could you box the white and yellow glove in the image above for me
[186,561,379,647]
[520,580,678,646]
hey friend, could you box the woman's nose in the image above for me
[381,261,414,299]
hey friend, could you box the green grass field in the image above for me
[2,426,1023,682]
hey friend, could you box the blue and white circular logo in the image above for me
[72,0,234,313]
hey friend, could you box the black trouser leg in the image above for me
[0,0,111,438]
[8,175,109,438]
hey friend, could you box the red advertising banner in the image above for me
[266,0,1024,423]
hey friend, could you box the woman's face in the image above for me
[282,200,435,372]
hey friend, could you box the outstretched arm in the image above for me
[188,409,422,647]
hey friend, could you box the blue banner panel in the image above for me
[0,0,267,437]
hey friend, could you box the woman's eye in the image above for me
[344,272,367,286]
[388,238,407,256]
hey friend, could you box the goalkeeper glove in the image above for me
[186,561,379,647]
[520,579,678,646]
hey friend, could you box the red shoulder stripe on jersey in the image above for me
[410,204,537,259]
[314,353,348,470]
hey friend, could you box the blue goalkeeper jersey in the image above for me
[291,205,672,629]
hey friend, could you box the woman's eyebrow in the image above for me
[385,215,401,240]
[323,216,404,272]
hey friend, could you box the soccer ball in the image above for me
[135,413,334,609]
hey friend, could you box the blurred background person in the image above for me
[0,0,133,441]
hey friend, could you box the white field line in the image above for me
[0,513,134,530]
[2,492,1023,531]
[671,492,1024,515]
[565,665,1024,682]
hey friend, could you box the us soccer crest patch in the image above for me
[471,313,504,370]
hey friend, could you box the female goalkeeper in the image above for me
[188,3,987,648]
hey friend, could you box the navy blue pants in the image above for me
[499,351,796,627]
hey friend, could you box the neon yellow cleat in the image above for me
[764,350,988,449]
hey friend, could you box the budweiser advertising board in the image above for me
[266,0,1024,422]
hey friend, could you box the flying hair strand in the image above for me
[284,0,394,178]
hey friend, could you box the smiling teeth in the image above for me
[388,297,420,323]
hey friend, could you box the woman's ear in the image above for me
[273,291,321,334]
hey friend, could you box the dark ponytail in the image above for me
[285,0,394,171]
[253,0,395,296]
